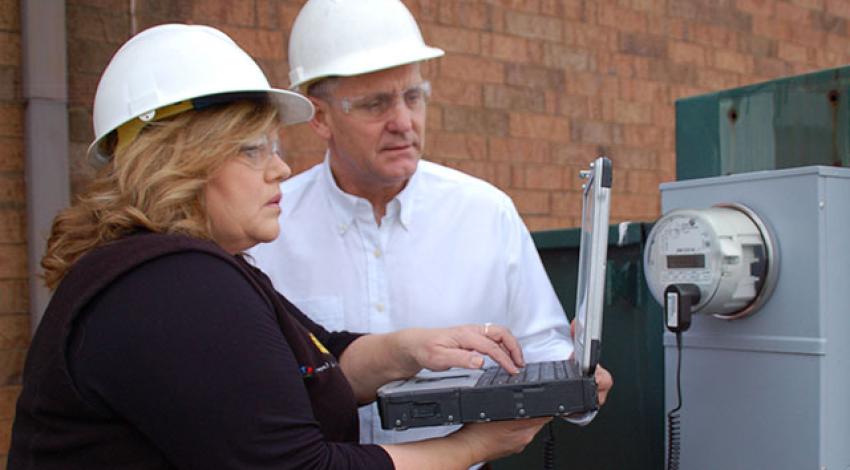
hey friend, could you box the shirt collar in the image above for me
[319,151,419,233]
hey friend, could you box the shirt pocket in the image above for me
[293,296,345,332]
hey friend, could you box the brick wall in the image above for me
[0,0,26,465]
[3,0,850,464]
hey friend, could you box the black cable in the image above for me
[542,420,555,470]
[666,331,683,470]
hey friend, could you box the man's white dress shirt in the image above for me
[250,156,573,446]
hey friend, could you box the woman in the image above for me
[7,24,547,469]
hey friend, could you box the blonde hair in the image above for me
[42,99,279,290]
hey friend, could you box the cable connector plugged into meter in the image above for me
[664,284,701,333]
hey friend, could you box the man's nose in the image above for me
[385,98,414,133]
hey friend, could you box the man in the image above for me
[251,0,612,453]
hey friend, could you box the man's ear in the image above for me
[308,96,333,141]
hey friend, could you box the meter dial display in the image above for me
[644,204,778,320]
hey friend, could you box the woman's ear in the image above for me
[308,96,333,141]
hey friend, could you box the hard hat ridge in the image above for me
[288,0,445,90]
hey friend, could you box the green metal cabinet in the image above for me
[676,65,850,180]
[492,223,664,470]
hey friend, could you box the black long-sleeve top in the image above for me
[8,233,394,470]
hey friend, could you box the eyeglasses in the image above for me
[331,81,432,122]
[237,135,283,170]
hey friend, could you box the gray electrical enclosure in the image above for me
[659,166,850,470]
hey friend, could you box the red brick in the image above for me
[542,43,592,70]
[626,168,662,193]
[550,189,583,216]
[0,137,22,172]
[0,33,18,66]
[403,0,440,23]
[0,347,25,384]
[524,215,574,231]
[67,4,130,44]
[653,103,676,128]
[647,16,687,42]
[0,0,19,31]
[0,385,20,420]
[695,68,741,91]
[192,0,256,26]
[690,23,739,49]
[572,121,622,145]
[0,244,26,279]
[551,143,604,167]
[598,6,647,33]
[481,33,531,63]
[557,94,590,119]
[753,16,792,41]
[597,53,650,80]
[427,130,488,161]
[791,0,825,9]
[668,41,707,66]
[622,123,667,147]
[506,189,549,215]
[218,26,285,61]
[424,24,480,54]
[0,66,17,101]
[777,42,811,63]
[438,2,492,30]
[611,100,654,125]
[442,106,508,136]
[505,63,563,90]
[754,56,793,79]
[0,280,27,314]
[713,49,755,74]
[619,78,668,103]
[440,160,506,187]
[488,136,550,163]
[483,84,545,113]
[735,0,775,17]
[0,105,20,138]
[440,55,504,84]
[1,417,11,455]
[514,163,566,190]
[739,34,774,58]
[0,210,23,244]
[610,192,659,220]
[431,78,482,107]
[826,0,850,19]
[810,10,847,33]
[619,32,667,58]
[509,113,569,142]
[0,316,28,350]
[0,175,24,207]
[567,23,617,50]
[541,0,562,16]
[505,12,562,42]
[565,72,619,97]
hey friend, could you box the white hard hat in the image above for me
[288,0,445,90]
[89,23,314,163]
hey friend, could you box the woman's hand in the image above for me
[382,417,550,469]
[339,323,524,403]
[455,417,551,463]
[395,323,525,375]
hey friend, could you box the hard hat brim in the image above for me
[86,88,314,166]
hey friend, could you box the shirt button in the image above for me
[375,303,384,312]
[373,248,382,258]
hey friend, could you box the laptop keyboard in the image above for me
[475,360,571,387]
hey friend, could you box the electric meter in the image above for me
[644,203,779,320]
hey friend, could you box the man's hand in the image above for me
[570,318,613,406]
